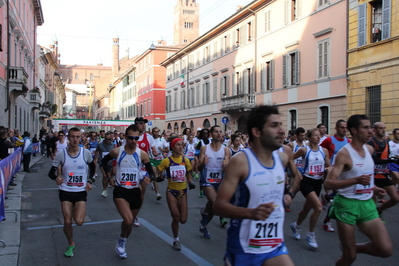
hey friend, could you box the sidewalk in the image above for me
[0,155,43,265]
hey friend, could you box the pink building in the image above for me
[161,0,347,134]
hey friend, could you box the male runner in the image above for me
[101,124,156,259]
[214,105,295,266]
[97,132,115,198]
[150,127,167,200]
[48,127,96,257]
[367,122,399,215]
[325,115,393,266]
[317,124,328,144]
[287,127,306,174]
[388,128,399,192]
[197,125,231,238]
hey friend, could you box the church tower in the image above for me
[112,38,120,76]
[173,0,199,45]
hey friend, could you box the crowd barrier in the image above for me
[0,149,23,221]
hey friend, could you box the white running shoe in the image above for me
[322,222,335,232]
[307,234,318,250]
[101,190,108,198]
[115,237,127,259]
[290,223,301,240]
[156,193,162,201]
[133,217,140,227]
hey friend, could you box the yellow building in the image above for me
[348,0,399,133]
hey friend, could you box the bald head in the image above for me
[373,122,386,138]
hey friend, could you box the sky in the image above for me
[37,0,253,66]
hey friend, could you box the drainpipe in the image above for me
[5,0,11,128]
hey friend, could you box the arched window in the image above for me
[167,123,172,130]
[174,122,179,132]
[203,119,211,129]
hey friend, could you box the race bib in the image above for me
[67,171,85,187]
[187,151,195,159]
[206,168,222,183]
[374,164,389,174]
[120,168,139,188]
[308,164,324,177]
[90,148,96,156]
[170,165,186,182]
[355,171,373,194]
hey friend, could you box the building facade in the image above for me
[347,0,398,134]
[161,0,348,134]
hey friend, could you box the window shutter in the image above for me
[240,25,246,45]
[232,73,236,96]
[220,77,224,97]
[260,63,265,91]
[282,55,287,87]
[220,37,224,55]
[382,0,391,40]
[284,0,289,25]
[358,3,366,46]
[213,79,217,102]
[242,70,246,94]
[269,60,275,90]
[250,67,254,94]
[296,0,302,19]
[226,76,229,97]
[226,33,230,52]
[294,51,300,85]
[249,20,254,41]
[202,83,206,105]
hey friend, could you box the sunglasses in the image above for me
[59,135,65,137]
[126,136,140,141]
[104,138,112,141]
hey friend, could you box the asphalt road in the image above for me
[18,157,399,266]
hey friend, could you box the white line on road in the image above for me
[27,218,213,266]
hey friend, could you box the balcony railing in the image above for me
[9,67,29,94]
[220,93,256,113]
[39,105,51,118]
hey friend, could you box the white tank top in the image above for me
[338,143,374,200]
[203,144,225,184]
[302,146,325,180]
[293,141,305,170]
[60,147,89,192]
[56,141,68,154]
[115,146,143,189]
[185,142,196,159]
[228,149,285,254]
[389,140,399,157]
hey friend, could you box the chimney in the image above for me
[157,40,166,45]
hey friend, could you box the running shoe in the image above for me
[199,225,210,239]
[64,246,75,257]
[101,190,108,198]
[151,183,155,190]
[200,208,208,227]
[115,237,127,259]
[199,190,204,198]
[195,173,199,180]
[306,234,318,250]
[156,193,162,201]
[322,222,335,232]
[133,217,140,227]
[290,223,301,240]
[219,217,228,228]
[173,241,181,251]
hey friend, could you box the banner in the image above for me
[53,119,135,127]
[0,149,22,222]
[32,143,40,154]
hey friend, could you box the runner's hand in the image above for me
[86,182,92,191]
[374,186,386,197]
[356,174,371,186]
[251,202,274,221]
[188,182,195,190]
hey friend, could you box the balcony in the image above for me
[28,92,41,110]
[39,105,51,118]
[220,93,256,113]
[9,67,29,97]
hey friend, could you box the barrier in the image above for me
[0,149,22,221]
[32,143,40,154]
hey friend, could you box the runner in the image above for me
[134,117,159,227]
[319,119,350,232]
[197,125,231,238]
[53,132,68,159]
[101,124,156,259]
[214,105,294,266]
[317,124,328,144]
[287,127,307,174]
[229,134,243,156]
[48,127,96,257]
[388,128,399,193]
[324,114,393,266]
[97,132,115,198]
[150,127,167,200]
[157,136,195,250]
[196,128,211,198]
[87,132,99,180]
[184,134,197,179]
[290,128,330,250]
[367,122,399,216]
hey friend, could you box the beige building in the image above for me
[347,0,398,133]
[161,0,348,134]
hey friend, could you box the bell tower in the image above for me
[173,0,199,45]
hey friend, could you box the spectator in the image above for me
[41,133,47,157]
[23,132,33,172]
[48,131,59,159]
[0,129,16,160]
[14,129,24,148]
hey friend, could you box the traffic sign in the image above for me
[148,121,153,126]
[221,116,229,124]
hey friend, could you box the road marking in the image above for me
[26,188,59,191]
[27,218,213,266]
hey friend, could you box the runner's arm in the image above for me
[141,151,155,181]
[101,148,118,173]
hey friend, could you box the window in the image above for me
[282,50,300,87]
[205,46,210,62]
[174,91,178,111]
[234,72,240,95]
[181,90,185,109]
[285,0,301,24]
[203,82,210,104]
[224,34,230,53]
[220,75,229,97]
[261,60,275,91]
[148,100,151,115]
[264,10,271,32]
[75,73,79,80]
[243,68,254,94]
[366,85,381,124]
[213,42,218,59]
[320,106,329,134]
[189,54,194,69]
[247,21,253,42]
[289,109,297,131]
[318,0,329,7]
[184,22,194,28]
[317,39,330,79]
[195,83,200,106]
[190,86,195,107]
[0,24,3,51]
[196,51,200,67]
[90,74,94,80]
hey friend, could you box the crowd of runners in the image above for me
[47,107,399,265]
